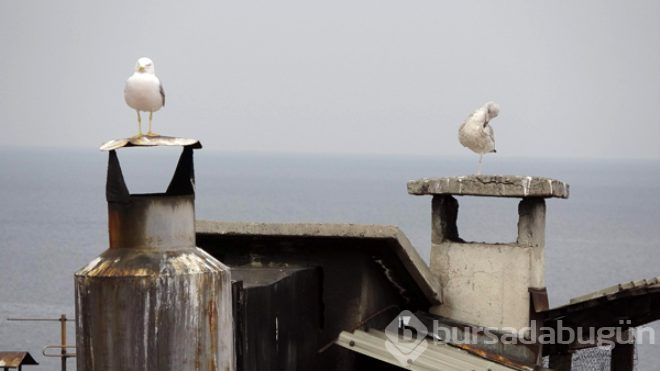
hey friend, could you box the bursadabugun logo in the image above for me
[384,310,429,366]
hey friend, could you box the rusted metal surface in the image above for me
[542,276,660,328]
[335,329,518,371]
[569,276,660,304]
[529,287,549,313]
[540,276,660,357]
[527,287,548,365]
[75,258,232,370]
[0,352,38,368]
[75,145,233,370]
[105,194,196,251]
[231,281,245,371]
[452,344,535,371]
[414,311,537,369]
[231,267,322,370]
[99,135,202,151]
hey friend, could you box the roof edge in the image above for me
[196,220,442,304]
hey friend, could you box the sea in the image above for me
[0,147,658,370]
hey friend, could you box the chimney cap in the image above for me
[100,135,201,151]
[407,175,569,199]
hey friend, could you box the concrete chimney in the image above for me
[408,175,569,331]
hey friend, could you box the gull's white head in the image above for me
[485,101,500,119]
[135,57,155,74]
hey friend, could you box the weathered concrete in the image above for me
[429,241,540,330]
[517,198,546,290]
[431,195,460,244]
[517,198,546,248]
[408,175,569,199]
[412,175,568,332]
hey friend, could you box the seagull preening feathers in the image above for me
[124,57,165,137]
[458,101,499,175]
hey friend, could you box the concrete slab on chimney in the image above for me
[407,175,569,199]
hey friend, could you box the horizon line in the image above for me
[1,143,659,162]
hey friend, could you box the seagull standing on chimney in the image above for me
[458,101,499,175]
[124,57,165,137]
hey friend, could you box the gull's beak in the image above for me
[137,65,146,73]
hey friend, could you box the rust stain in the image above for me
[208,298,218,370]
[195,331,202,371]
[0,352,38,367]
[455,344,535,371]
[107,208,122,245]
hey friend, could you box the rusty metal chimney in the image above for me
[75,137,234,371]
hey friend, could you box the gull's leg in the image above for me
[136,111,143,137]
[147,111,158,136]
[476,154,483,175]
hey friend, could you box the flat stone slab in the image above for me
[407,175,569,198]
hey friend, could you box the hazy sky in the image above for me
[1,1,659,159]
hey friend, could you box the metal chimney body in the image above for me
[75,139,233,371]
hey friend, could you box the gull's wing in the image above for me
[485,124,494,141]
[159,79,165,107]
[484,122,496,152]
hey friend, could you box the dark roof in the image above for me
[196,221,443,370]
[196,220,441,305]
[541,277,660,355]
[0,352,39,368]
[542,276,660,328]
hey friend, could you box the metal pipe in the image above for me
[60,314,66,371]
[7,314,74,371]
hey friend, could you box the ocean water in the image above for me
[0,147,658,370]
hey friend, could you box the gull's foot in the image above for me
[146,131,159,137]
[131,132,145,138]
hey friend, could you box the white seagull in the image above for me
[458,101,499,175]
[124,57,165,137]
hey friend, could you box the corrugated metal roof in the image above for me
[0,352,39,368]
[413,311,538,368]
[569,276,660,304]
[540,275,660,357]
[336,329,517,371]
